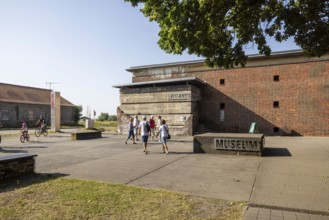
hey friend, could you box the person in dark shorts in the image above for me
[125,118,136,144]
[138,115,150,154]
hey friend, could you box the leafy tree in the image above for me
[108,115,117,121]
[98,112,110,121]
[74,105,83,124]
[124,0,329,68]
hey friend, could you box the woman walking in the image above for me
[156,119,170,154]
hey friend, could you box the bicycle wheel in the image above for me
[43,128,48,136]
[35,128,41,137]
[20,135,25,143]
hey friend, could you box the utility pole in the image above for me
[45,82,60,91]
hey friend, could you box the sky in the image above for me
[0,1,300,117]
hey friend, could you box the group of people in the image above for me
[20,116,47,137]
[125,115,170,154]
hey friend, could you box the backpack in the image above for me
[145,122,151,133]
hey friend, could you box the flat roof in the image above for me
[126,49,304,72]
[112,77,206,89]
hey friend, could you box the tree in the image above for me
[98,112,110,121]
[124,0,329,68]
[108,115,117,121]
[74,105,83,124]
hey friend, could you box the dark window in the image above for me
[273,101,279,108]
[220,103,225,121]
[0,110,10,121]
[220,79,225,85]
[274,75,280,81]
[273,127,280,133]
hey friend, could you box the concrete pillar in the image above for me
[51,91,61,132]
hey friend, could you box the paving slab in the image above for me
[250,137,329,213]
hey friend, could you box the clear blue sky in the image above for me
[0,1,299,116]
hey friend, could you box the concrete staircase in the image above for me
[193,123,218,135]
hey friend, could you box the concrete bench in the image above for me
[71,130,102,140]
[194,133,264,156]
[0,153,38,180]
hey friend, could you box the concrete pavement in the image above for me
[0,130,328,219]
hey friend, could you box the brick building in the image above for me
[0,83,78,128]
[114,50,329,136]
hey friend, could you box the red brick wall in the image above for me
[132,61,329,136]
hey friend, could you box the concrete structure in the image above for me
[114,50,329,136]
[0,83,78,127]
[0,153,37,180]
[50,91,61,132]
[194,133,264,156]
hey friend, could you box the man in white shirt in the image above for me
[138,115,150,154]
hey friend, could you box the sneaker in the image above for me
[166,151,169,155]
[125,141,127,144]
[133,142,137,144]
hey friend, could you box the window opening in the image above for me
[220,103,225,122]
[273,101,279,108]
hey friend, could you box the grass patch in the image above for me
[0,176,243,220]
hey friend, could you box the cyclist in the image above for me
[36,116,46,131]
[21,120,29,138]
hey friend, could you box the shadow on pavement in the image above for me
[0,147,28,153]
[167,152,194,155]
[0,173,69,193]
[262,147,292,157]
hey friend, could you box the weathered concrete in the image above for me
[0,153,37,179]
[194,133,264,156]
[71,130,102,140]
[117,84,201,136]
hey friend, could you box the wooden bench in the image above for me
[0,153,38,180]
[71,130,102,140]
[194,133,264,156]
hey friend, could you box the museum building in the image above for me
[113,50,329,136]
[0,83,78,127]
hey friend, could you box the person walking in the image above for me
[157,115,162,142]
[125,118,136,144]
[139,115,151,154]
[149,115,156,141]
[156,119,170,154]
[133,115,140,141]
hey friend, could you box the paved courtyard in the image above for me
[0,130,328,219]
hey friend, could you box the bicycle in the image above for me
[35,126,48,137]
[20,131,30,143]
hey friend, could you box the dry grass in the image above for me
[0,176,244,220]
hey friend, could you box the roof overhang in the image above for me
[112,77,206,89]
[126,49,304,72]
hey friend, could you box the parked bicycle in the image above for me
[35,126,48,137]
[20,131,30,143]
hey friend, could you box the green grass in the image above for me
[0,177,244,220]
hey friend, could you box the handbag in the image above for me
[164,126,171,139]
